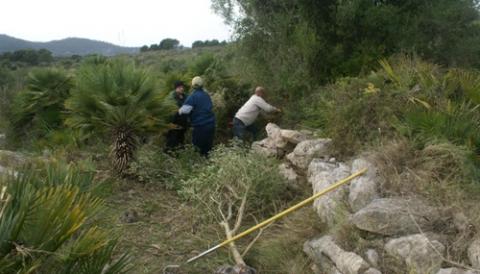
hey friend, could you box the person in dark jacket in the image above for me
[178,76,216,156]
[165,81,189,152]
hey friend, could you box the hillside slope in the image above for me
[0,34,139,56]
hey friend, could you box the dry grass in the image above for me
[103,175,329,274]
[243,208,324,274]
[366,138,480,269]
[105,180,232,274]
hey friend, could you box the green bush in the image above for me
[290,56,480,158]
[129,144,206,189]
[11,68,73,139]
[178,144,288,221]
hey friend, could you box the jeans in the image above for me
[192,123,215,156]
[232,118,258,141]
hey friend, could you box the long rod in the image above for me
[186,167,368,264]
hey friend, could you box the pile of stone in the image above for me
[252,123,480,274]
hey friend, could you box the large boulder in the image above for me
[351,197,440,236]
[348,158,380,212]
[468,238,480,268]
[304,236,370,274]
[287,138,332,170]
[384,234,445,274]
[308,159,351,226]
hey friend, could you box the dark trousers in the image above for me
[192,123,215,156]
[232,118,258,141]
[165,128,186,152]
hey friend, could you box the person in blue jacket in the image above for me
[178,76,216,156]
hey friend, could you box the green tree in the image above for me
[212,0,480,89]
[159,38,180,50]
[65,60,174,174]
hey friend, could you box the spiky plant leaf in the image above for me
[65,59,175,173]
[11,68,73,137]
[0,166,130,273]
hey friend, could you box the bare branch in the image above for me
[242,226,268,258]
[220,218,246,266]
[233,191,248,234]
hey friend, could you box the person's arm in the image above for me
[178,105,193,115]
[178,94,195,114]
[255,96,278,113]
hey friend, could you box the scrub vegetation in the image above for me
[1,0,480,273]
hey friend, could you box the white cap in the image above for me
[192,76,204,88]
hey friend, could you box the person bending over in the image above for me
[233,86,280,141]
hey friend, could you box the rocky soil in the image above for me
[252,123,480,274]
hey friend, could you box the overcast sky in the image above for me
[0,0,232,47]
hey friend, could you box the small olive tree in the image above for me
[179,144,288,267]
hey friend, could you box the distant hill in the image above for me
[0,34,139,56]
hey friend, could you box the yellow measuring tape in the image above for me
[186,167,368,263]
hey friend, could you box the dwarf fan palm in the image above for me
[65,60,174,174]
[0,167,130,273]
[12,68,73,137]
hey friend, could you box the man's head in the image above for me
[174,81,185,93]
[255,86,266,98]
[192,76,204,89]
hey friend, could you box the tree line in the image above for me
[0,48,53,67]
[212,0,480,90]
[140,38,228,52]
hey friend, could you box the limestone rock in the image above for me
[348,158,380,212]
[278,163,298,182]
[0,150,27,168]
[251,138,280,157]
[351,197,440,236]
[304,236,370,274]
[287,138,332,169]
[437,268,480,274]
[308,159,351,226]
[266,123,287,148]
[385,234,445,274]
[468,238,480,268]
[364,268,382,274]
[365,249,379,268]
[0,165,18,178]
[280,129,309,144]
[453,212,472,233]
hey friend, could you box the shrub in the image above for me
[65,60,175,174]
[179,144,288,221]
[0,165,130,273]
[11,68,73,139]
